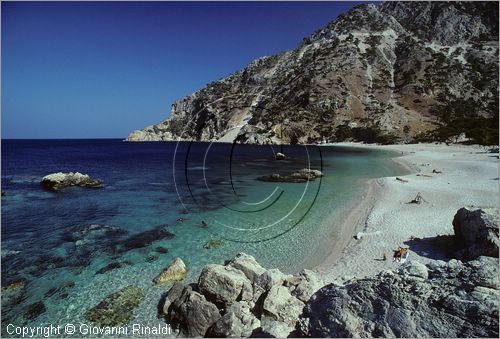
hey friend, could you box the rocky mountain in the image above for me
[127,1,499,145]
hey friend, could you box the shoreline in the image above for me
[314,142,499,282]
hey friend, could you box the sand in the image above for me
[315,142,499,283]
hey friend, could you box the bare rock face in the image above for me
[227,252,266,283]
[305,257,499,338]
[128,1,498,145]
[169,286,221,337]
[153,257,187,285]
[41,172,103,191]
[286,269,325,303]
[162,253,308,338]
[207,301,261,337]
[453,207,499,260]
[161,251,499,338]
[198,264,254,308]
[261,285,305,327]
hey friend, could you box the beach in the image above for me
[316,142,499,283]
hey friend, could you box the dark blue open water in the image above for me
[1,139,404,336]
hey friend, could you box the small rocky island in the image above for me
[41,172,104,191]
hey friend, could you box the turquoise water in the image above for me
[1,140,404,336]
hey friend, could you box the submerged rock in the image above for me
[257,168,323,183]
[24,301,46,320]
[305,257,499,337]
[41,172,103,191]
[153,257,187,285]
[2,280,27,306]
[119,227,175,253]
[453,207,499,260]
[95,262,122,275]
[62,224,125,244]
[203,239,224,249]
[85,285,144,326]
[155,246,169,254]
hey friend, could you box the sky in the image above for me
[2,1,369,139]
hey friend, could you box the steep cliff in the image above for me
[127,1,499,145]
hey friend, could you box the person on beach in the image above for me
[393,247,408,262]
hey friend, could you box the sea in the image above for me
[1,139,405,337]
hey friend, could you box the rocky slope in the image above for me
[127,1,498,145]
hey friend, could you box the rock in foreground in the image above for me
[41,172,104,191]
[161,251,498,338]
[162,253,324,337]
[305,257,499,338]
[453,207,499,260]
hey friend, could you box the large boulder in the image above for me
[162,282,185,315]
[153,257,187,285]
[285,269,325,303]
[198,264,253,308]
[305,257,499,337]
[41,172,103,191]
[227,253,266,283]
[207,301,260,337]
[169,286,221,337]
[262,285,305,327]
[259,318,296,338]
[84,285,144,326]
[453,207,499,260]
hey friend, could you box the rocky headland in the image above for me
[127,1,498,145]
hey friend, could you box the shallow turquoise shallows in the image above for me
[1,139,405,337]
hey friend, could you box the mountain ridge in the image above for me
[127,1,499,145]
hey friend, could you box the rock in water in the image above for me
[275,152,286,160]
[305,257,499,337]
[41,172,103,191]
[84,286,144,326]
[453,207,499,260]
[153,257,187,285]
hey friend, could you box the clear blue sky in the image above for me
[2,1,369,139]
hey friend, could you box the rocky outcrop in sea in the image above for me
[41,172,103,191]
[127,1,498,145]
